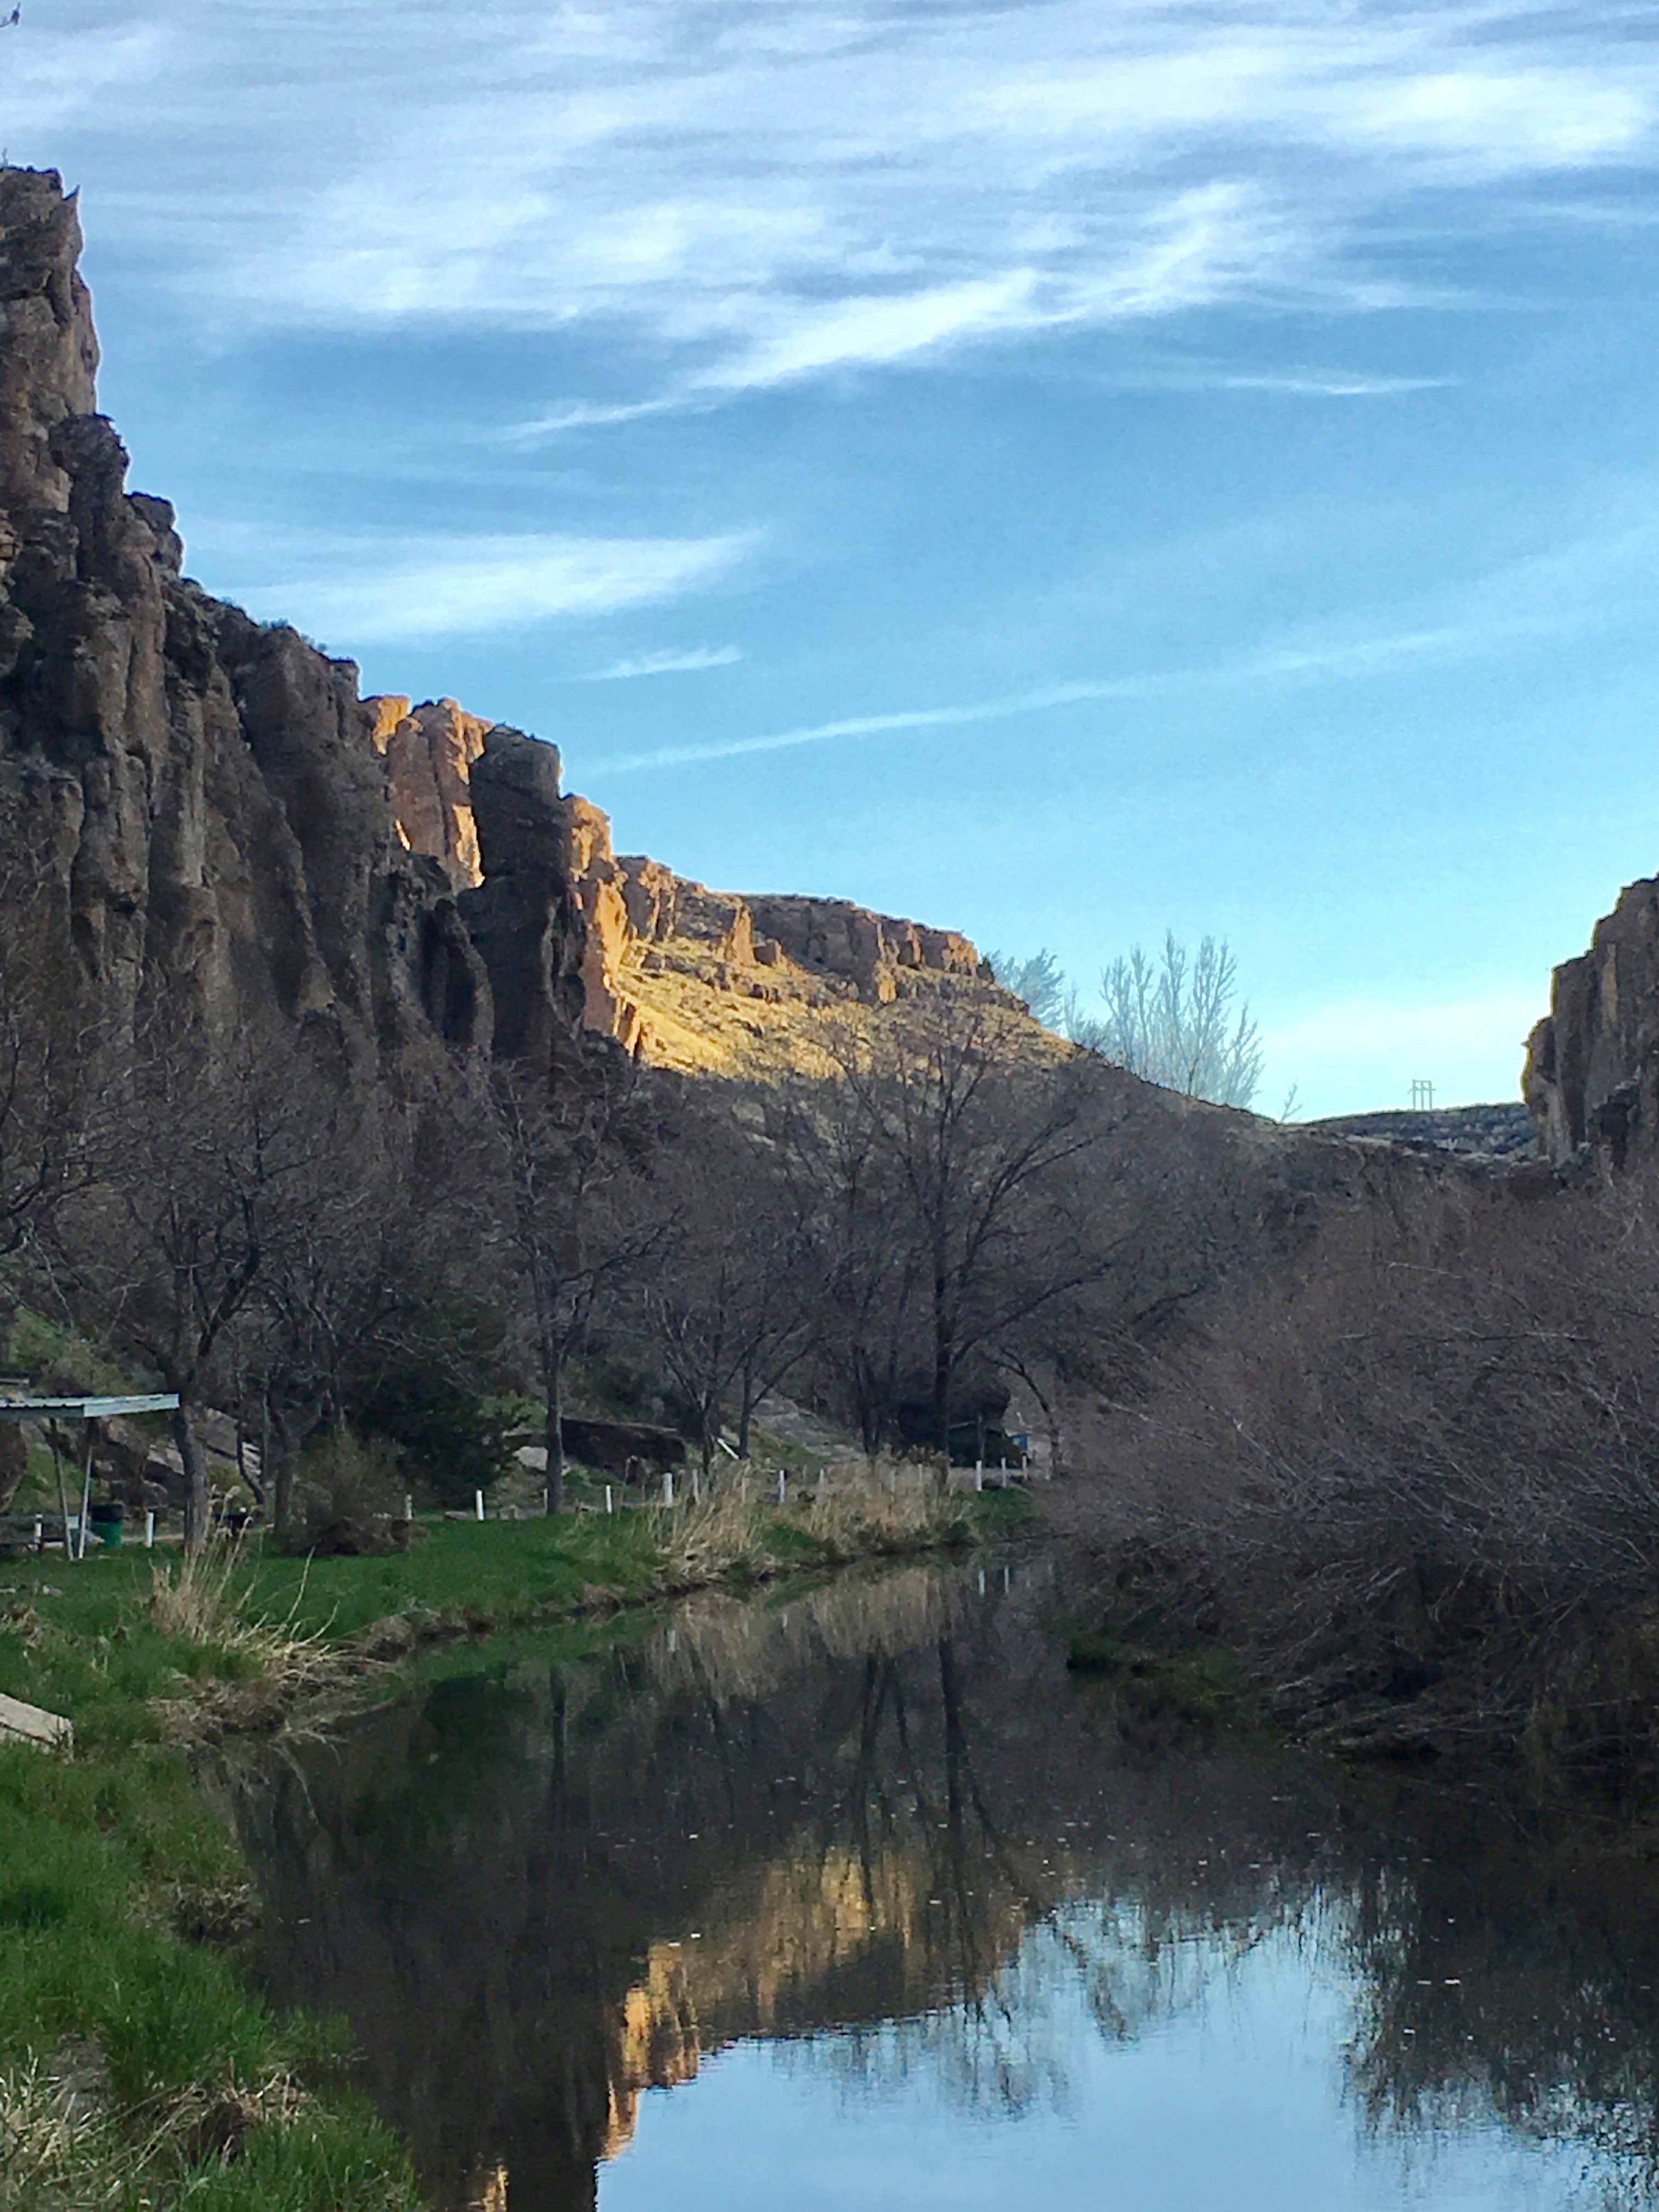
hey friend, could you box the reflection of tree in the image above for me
[1339,1812,1659,2205]
[231,1561,1659,2212]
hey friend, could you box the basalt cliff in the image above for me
[1525,876,1659,1169]
[0,160,1568,1254]
[0,168,1018,1093]
[366,694,993,1079]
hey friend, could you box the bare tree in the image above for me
[50,1025,342,1549]
[984,949,1068,1030]
[1085,933,1263,1108]
[0,856,106,1317]
[487,1052,664,1511]
[639,1103,820,1470]
[797,1001,1142,1457]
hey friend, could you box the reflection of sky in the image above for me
[598,1911,1612,2211]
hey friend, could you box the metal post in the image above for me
[975,1462,983,1493]
[78,1434,93,1558]
[144,1510,155,1549]
[404,1492,413,1522]
[777,1469,786,1506]
[604,1484,613,1515]
[475,1489,484,1521]
[52,1442,70,1564]
[663,1469,674,1506]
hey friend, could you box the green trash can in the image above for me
[89,1503,123,1550]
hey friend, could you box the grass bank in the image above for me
[0,1483,1026,2210]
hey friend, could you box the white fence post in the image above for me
[604,1484,613,1515]
[663,1469,674,1506]
[475,1489,484,1521]
[777,1469,787,1506]
[144,1510,155,1549]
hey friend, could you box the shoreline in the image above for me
[0,1489,1027,2211]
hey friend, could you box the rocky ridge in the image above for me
[370,690,1001,1076]
[0,160,1015,1103]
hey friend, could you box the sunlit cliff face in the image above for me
[365,691,1031,1079]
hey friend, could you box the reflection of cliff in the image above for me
[233,1564,1115,2210]
[232,1560,1659,2210]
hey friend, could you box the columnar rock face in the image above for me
[1525,876,1659,1166]
[370,706,1002,1070]
[368,696,490,891]
[0,166,1009,1102]
[0,169,597,1080]
[457,725,587,1067]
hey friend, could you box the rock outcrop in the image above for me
[0,165,1022,1107]
[0,170,593,1087]
[1525,876,1659,1167]
[1310,1103,1538,1163]
[367,696,1006,1075]
[369,696,489,890]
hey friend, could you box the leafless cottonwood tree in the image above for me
[785,1000,1148,1457]
[639,1099,821,1469]
[487,1051,665,1510]
[50,1024,346,1549]
[1083,933,1263,1108]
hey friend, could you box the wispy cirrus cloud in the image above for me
[580,643,742,680]
[594,493,1659,771]
[217,528,757,645]
[21,0,1659,405]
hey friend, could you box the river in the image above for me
[232,1556,1659,2210]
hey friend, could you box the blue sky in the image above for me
[13,0,1659,1115]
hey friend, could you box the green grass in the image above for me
[5,1307,140,1397]
[0,1568,421,2208]
[0,1489,1024,2208]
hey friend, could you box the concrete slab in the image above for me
[0,1691,72,1751]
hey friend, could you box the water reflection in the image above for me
[232,1561,1659,2210]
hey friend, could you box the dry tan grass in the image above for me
[0,2061,115,2211]
[801,1479,970,1558]
[0,2057,312,2210]
[145,1532,387,1746]
[147,1533,334,1689]
[652,1463,970,1590]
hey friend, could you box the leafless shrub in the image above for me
[284,1428,403,1546]
[1069,1158,1659,1779]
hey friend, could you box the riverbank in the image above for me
[0,1488,1027,2210]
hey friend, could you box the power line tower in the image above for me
[1409,1077,1435,1110]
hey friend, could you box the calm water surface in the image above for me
[234,1560,1659,2210]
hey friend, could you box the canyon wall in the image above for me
[370,690,1002,1076]
[1526,877,1659,1168]
[0,169,602,1092]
